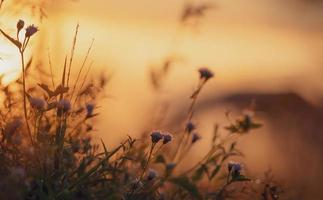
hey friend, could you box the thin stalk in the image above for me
[172,79,206,162]
[19,50,33,145]
[47,48,55,89]
[70,39,94,101]
[128,143,156,200]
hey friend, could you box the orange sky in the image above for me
[1,0,323,144]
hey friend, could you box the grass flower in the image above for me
[147,168,158,180]
[25,25,38,38]
[57,99,71,114]
[162,133,172,144]
[29,97,46,110]
[192,132,201,143]
[166,163,176,171]
[186,121,196,133]
[17,20,25,33]
[198,67,214,81]
[151,131,163,143]
[228,161,242,174]
[86,103,95,117]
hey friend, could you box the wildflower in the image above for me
[166,163,176,171]
[25,25,38,38]
[57,99,71,116]
[228,161,242,175]
[86,103,95,117]
[151,131,163,143]
[30,97,46,110]
[198,67,214,80]
[192,132,201,143]
[4,117,22,139]
[147,168,158,180]
[186,121,196,133]
[17,20,25,32]
[163,133,172,144]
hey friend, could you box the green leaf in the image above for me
[170,176,202,199]
[210,165,221,180]
[192,165,207,182]
[232,174,251,182]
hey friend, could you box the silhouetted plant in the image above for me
[0,15,280,200]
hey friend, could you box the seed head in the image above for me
[86,103,95,117]
[17,20,25,32]
[192,132,201,143]
[150,131,163,143]
[57,99,71,116]
[147,168,158,180]
[198,67,214,80]
[30,97,46,110]
[163,133,172,144]
[25,25,38,38]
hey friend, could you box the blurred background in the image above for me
[1,0,323,199]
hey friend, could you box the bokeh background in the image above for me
[1,0,323,199]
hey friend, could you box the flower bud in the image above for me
[86,103,95,118]
[25,25,38,38]
[17,20,25,32]
[186,121,196,133]
[57,99,71,116]
[228,161,242,175]
[192,133,201,143]
[30,97,46,111]
[198,67,214,81]
[150,131,163,143]
[147,168,158,180]
[162,133,172,144]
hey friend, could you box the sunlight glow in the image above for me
[0,42,20,84]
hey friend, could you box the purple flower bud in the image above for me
[163,133,172,144]
[30,97,46,110]
[166,163,176,171]
[151,131,163,143]
[17,20,25,32]
[86,103,95,117]
[192,133,201,143]
[147,168,158,180]
[228,161,242,174]
[57,99,71,116]
[186,122,196,133]
[25,25,38,38]
[4,117,22,139]
[198,67,214,80]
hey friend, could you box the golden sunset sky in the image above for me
[1,0,323,144]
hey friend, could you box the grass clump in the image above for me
[0,19,282,200]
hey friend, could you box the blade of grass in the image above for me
[47,47,55,89]
[67,23,79,87]
[73,61,93,105]
[70,38,94,101]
